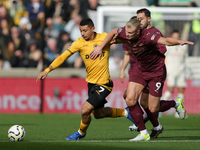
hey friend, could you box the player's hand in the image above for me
[110,33,119,45]
[179,40,194,46]
[36,71,48,82]
[119,70,126,83]
[90,46,103,60]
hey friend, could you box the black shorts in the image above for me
[87,79,113,110]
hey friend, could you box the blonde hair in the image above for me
[126,18,140,29]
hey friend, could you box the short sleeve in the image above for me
[144,31,161,45]
[117,27,126,38]
[123,43,129,51]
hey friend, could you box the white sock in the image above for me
[177,93,184,100]
[78,130,85,135]
[124,108,128,117]
[153,124,162,131]
[140,129,148,135]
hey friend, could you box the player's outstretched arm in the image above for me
[157,37,194,46]
[36,51,70,82]
[90,28,119,60]
[119,51,129,83]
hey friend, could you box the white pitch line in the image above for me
[67,140,200,143]
[1,140,200,143]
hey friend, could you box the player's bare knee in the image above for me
[93,115,99,119]
[125,97,137,106]
[81,108,91,118]
[93,113,103,119]
[93,109,106,119]
[93,111,103,119]
[149,107,159,113]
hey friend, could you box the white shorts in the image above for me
[166,73,187,87]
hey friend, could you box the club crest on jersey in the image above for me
[93,43,98,48]
[156,32,160,35]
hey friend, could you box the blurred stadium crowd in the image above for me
[0,0,101,70]
[0,0,199,71]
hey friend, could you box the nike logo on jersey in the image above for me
[98,86,105,92]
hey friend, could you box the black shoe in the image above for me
[150,126,164,139]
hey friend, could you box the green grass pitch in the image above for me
[0,114,200,150]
